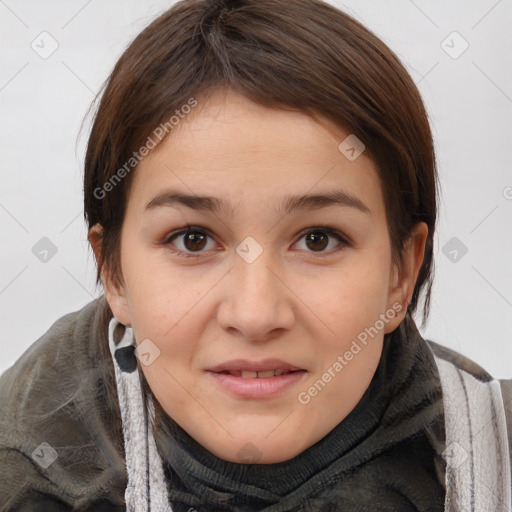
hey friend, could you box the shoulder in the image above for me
[0,297,110,415]
[2,298,100,378]
[425,338,511,423]
[426,338,512,504]
[425,339,495,382]
[426,339,512,417]
[0,297,127,510]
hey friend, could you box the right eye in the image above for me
[163,226,218,258]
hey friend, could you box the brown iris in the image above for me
[183,231,208,251]
[305,231,329,251]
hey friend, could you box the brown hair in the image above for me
[84,0,437,323]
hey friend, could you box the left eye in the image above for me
[163,226,348,258]
[293,228,348,254]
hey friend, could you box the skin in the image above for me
[90,88,427,464]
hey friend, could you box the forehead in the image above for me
[127,89,384,217]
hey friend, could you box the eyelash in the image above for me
[162,224,351,259]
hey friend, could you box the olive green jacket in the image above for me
[0,297,510,510]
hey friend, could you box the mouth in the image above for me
[206,359,307,398]
[212,369,301,378]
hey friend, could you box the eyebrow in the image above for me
[144,189,371,216]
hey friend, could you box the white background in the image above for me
[1,0,511,377]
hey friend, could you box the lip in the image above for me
[206,360,306,399]
[207,358,303,373]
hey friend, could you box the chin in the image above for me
[204,433,309,465]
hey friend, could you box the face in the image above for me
[93,89,426,464]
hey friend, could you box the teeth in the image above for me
[225,369,294,378]
[257,370,275,378]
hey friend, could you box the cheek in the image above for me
[300,251,392,387]
[120,241,206,331]
[314,251,391,329]
[303,259,390,412]
[121,262,217,379]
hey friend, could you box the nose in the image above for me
[216,250,296,342]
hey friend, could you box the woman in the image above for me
[1,0,510,510]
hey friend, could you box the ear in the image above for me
[88,223,132,326]
[384,222,428,333]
